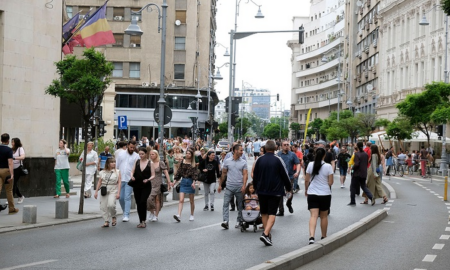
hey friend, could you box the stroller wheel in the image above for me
[253,226,257,232]
[240,227,245,232]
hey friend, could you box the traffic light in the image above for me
[436,125,443,136]
[205,121,211,133]
[98,120,106,137]
[225,98,229,113]
[299,25,304,44]
[277,93,279,101]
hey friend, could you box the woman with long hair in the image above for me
[94,157,122,228]
[173,148,199,222]
[11,138,26,203]
[363,145,388,204]
[129,148,155,228]
[79,142,98,198]
[166,149,175,183]
[54,139,70,199]
[304,147,334,245]
[148,150,171,222]
[199,151,220,211]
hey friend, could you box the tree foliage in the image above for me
[442,0,450,16]
[218,121,228,139]
[375,118,391,128]
[45,48,113,214]
[386,116,414,141]
[263,123,282,139]
[356,113,377,140]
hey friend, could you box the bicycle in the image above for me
[396,157,406,177]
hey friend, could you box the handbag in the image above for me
[160,162,169,193]
[101,172,113,196]
[128,160,141,187]
[376,167,381,174]
[76,160,84,172]
[168,168,174,174]
[18,148,28,175]
[176,184,180,193]
[198,159,207,182]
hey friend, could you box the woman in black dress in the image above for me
[130,148,155,228]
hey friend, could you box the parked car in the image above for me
[215,141,230,154]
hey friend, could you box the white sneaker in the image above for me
[18,196,24,204]
[152,216,158,222]
[122,216,129,222]
[235,222,240,229]
[340,185,345,188]
[173,214,180,222]
[189,215,194,221]
[148,213,155,222]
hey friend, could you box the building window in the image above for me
[174,64,185,79]
[113,7,125,17]
[129,62,140,78]
[176,10,187,23]
[175,37,186,50]
[112,62,123,77]
[113,34,124,47]
[66,6,73,19]
[130,35,141,47]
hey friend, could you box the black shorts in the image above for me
[258,194,280,216]
[254,152,260,157]
[307,194,331,211]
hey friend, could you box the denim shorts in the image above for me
[179,177,195,194]
[339,166,348,176]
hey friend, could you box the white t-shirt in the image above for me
[54,148,70,169]
[306,161,333,196]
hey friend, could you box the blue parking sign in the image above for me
[118,115,127,130]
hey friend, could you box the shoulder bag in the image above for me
[127,160,141,187]
[18,148,28,175]
[198,159,207,182]
[101,171,113,196]
[160,161,169,193]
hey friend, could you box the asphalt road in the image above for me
[297,175,450,270]
[0,157,387,270]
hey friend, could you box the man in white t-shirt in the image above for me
[116,141,139,222]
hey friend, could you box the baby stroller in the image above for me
[240,199,262,233]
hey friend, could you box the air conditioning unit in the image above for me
[130,43,136,47]
[150,82,158,87]
[114,16,123,21]
[169,83,177,87]
[142,82,150,87]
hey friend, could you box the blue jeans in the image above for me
[222,185,244,223]
[293,176,299,190]
[119,181,133,217]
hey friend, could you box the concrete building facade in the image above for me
[289,0,346,139]
[0,0,63,196]
[66,0,219,141]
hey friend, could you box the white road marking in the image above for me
[432,244,445,250]
[188,223,222,231]
[447,207,450,209]
[426,189,431,191]
[0,260,58,270]
[440,235,450,240]
[446,203,450,205]
[422,255,437,262]
[383,207,390,210]
[389,200,395,203]
[414,269,427,270]
[386,204,392,206]
[446,227,450,231]
[438,196,443,199]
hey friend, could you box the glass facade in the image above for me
[116,94,208,110]
[252,96,270,119]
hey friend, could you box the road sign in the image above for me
[154,105,173,125]
[118,115,127,130]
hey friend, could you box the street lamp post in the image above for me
[420,6,448,174]
[125,1,168,157]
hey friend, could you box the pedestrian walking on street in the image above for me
[420,146,428,178]
[305,148,334,245]
[199,151,220,211]
[79,142,98,199]
[365,145,388,205]
[11,138,26,203]
[116,141,139,222]
[275,140,300,216]
[166,149,175,183]
[218,144,248,230]
[337,147,351,188]
[173,149,199,222]
[54,139,70,199]
[148,150,171,222]
[0,133,19,214]
[348,142,374,206]
[98,146,113,172]
[129,148,155,228]
[253,140,292,246]
[94,157,122,228]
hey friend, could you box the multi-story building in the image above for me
[289,0,346,139]
[66,0,219,140]
[377,0,445,120]
[343,0,380,115]
[0,1,63,196]
[214,100,226,123]
[234,88,271,120]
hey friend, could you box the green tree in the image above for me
[340,117,360,143]
[45,48,114,214]
[309,118,323,139]
[442,0,450,16]
[355,113,377,140]
[218,122,228,139]
[263,123,281,139]
[396,82,450,146]
[290,122,301,139]
[236,116,252,138]
[386,116,414,149]
[375,118,391,129]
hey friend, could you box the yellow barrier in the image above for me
[445,176,448,201]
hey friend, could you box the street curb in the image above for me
[0,195,204,235]
[246,209,388,270]
[382,181,397,199]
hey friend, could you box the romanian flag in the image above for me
[73,2,115,48]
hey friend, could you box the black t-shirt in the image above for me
[337,153,351,167]
[0,145,13,169]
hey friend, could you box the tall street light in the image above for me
[420,5,448,174]
[125,1,167,157]
[321,41,343,121]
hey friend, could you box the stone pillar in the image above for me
[55,200,69,219]
[23,205,37,224]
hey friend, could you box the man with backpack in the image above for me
[337,147,351,188]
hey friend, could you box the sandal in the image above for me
[53,195,60,199]
[137,223,146,228]
[360,201,368,204]
[65,194,70,198]
[381,198,389,204]
[101,222,109,228]
[112,218,117,226]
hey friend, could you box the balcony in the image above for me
[296,58,339,77]
[364,45,370,54]
[294,77,339,94]
[295,37,343,62]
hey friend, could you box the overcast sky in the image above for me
[214,0,310,111]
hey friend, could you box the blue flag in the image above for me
[62,13,80,42]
